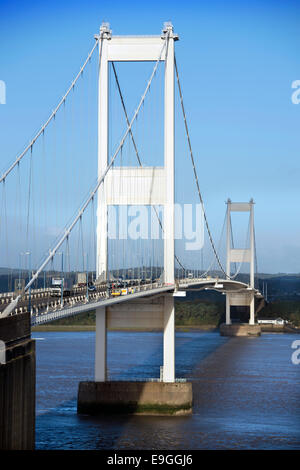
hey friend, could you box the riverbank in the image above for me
[32,324,218,332]
[32,323,300,333]
[260,324,300,333]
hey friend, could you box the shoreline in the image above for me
[31,324,300,333]
[32,324,218,333]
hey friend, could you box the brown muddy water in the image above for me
[34,330,300,449]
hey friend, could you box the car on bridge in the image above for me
[87,282,96,292]
[50,286,72,297]
[50,287,61,297]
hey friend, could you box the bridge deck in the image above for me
[0,277,262,326]
[32,284,175,325]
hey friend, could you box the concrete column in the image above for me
[163,295,175,382]
[226,199,231,279]
[163,26,175,285]
[250,200,255,289]
[226,295,231,325]
[96,27,110,280]
[249,293,255,325]
[95,306,107,382]
[226,200,231,326]
[249,201,255,325]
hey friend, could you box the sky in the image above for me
[0,0,299,274]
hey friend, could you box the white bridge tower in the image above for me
[94,22,178,383]
[226,199,256,325]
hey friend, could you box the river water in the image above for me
[33,330,300,450]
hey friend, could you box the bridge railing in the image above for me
[28,281,165,322]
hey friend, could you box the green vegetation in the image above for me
[32,325,95,331]
[46,311,96,326]
[31,296,300,331]
[32,311,96,331]
[175,300,224,327]
[35,300,224,329]
[258,301,300,326]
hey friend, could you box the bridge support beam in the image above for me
[95,306,107,382]
[225,296,231,325]
[163,295,175,382]
[163,23,175,286]
[249,294,255,326]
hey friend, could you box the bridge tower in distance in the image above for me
[221,199,261,336]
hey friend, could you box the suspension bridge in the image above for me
[0,22,264,423]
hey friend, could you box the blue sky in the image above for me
[0,0,300,274]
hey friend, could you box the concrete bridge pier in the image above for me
[221,291,261,336]
[77,295,192,415]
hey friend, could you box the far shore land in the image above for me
[30,299,300,334]
[31,324,299,333]
[32,324,218,332]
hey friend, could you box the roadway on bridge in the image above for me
[0,277,262,326]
